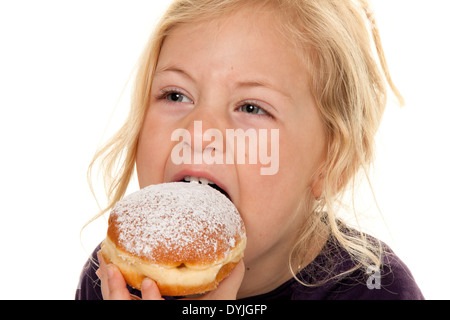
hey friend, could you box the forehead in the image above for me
[156,6,310,92]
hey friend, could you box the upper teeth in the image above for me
[184,176,214,185]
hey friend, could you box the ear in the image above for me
[311,171,325,199]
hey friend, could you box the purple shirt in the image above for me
[76,231,424,300]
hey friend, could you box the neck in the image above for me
[236,249,293,299]
[236,223,328,299]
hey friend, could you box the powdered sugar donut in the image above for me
[100,182,246,296]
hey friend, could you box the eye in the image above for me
[237,103,270,117]
[165,92,193,103]
[157,88,194,104]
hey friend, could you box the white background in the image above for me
[0,1,449,299]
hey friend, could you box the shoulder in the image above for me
[330,245,424,300]
[291,232,425,300]
[365,244,425,300]
[75,243,103,300]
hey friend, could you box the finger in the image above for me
[97,251,131,300]
[141,278,165,300]
[97,252,111,298]
[201,260,245,300]
[106,264,132,300]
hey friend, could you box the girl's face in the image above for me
[136,8,327,296]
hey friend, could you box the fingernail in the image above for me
[107,264,114,279]
[141,278,153,290]
[142,278,152,290]
[97,251,104,266]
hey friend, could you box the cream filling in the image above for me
[102,236,246,287]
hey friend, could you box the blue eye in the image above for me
[238,103,268,116]
[165,92,193,103]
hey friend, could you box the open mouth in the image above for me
[180,176,231,201]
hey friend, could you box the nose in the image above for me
[174,105,228,165]
[187,120,219,164]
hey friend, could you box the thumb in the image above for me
[201,260,245,300]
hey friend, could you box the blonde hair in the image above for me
[86,0,403,286]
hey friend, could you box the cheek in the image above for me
[235,124,325,253]
[235,164,305,243]
[282,113,327,186]
[135,112,174,188]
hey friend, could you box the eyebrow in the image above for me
[234,79,293,106]
[154,65,292,101]
[154,65,195,83]
[235,79,288,95]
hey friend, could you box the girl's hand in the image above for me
[96,252,163,300]
[96,251,245,300]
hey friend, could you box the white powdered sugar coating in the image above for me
[110,182,245,264]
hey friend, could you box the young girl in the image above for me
[77,0,424,300]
